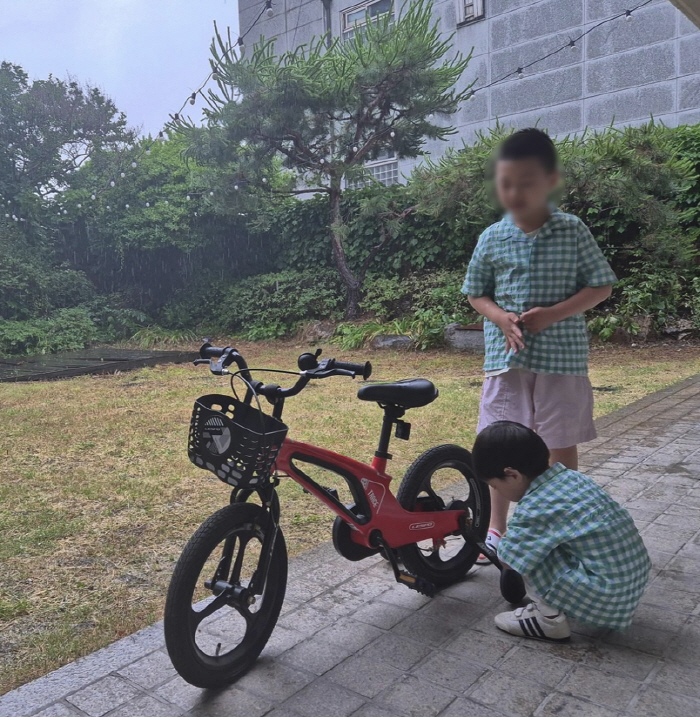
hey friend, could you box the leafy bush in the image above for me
[161,269,346,339]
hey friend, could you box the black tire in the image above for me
[396,444,490,587]
[164,502,287,688]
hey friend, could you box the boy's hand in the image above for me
[519,306,558,334]
[495,312,525,353]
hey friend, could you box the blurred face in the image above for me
[486,468,530,503]
[495,158,559,221]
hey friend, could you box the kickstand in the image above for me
[375,535,435,597]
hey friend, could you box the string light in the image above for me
[125,204,130,209]
[568,38,576,49]
[517,68,524,79]
[625,9,633,21]
[265,0,273,18]
[120,172,126,178]
[189,92,196,106]
[390,130,396,138]
[110,181,115,187]
[131,161,137,168]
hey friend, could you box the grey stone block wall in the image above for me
[237,0,700,174]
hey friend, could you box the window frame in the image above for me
[456,0,485,27]
[341,0,394,41]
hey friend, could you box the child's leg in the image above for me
[532,374,596,462]
[549,445,578,470]
[476,370,536,554]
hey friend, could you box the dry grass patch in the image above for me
[1,342,699,692]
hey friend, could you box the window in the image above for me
[347,149,400,189]
[342,0,394,41]
[457,0,485,25]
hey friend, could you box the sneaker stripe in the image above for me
[518,619,531,637]
[528,617,547,639]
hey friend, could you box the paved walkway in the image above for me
[3,376,700,717]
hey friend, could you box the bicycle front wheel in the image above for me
[396,444,490,587]
[164,502,287,688]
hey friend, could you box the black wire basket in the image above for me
[188,394,288,489]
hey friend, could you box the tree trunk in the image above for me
[328,182,361,319]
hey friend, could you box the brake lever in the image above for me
[193,358,210,366]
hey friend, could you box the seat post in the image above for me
[373,405,405,470]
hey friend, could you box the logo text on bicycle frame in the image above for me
[361,478,386,513]
[409,521,436,531]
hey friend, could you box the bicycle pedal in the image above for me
[397,572,435,597]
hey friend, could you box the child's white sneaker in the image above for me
[476,528,502,565]
[494,601,571,641]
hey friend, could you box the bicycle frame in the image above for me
[275,437,467,550]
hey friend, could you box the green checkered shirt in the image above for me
[498,463,651,631]
[462,209,617,375]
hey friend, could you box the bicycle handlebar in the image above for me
[195,342,371,401]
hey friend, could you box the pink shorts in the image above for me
[477,369,596,449]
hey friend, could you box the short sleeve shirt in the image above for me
[462,209,617,375]
[498,464,651,630]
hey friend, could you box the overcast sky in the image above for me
[0,0,240,137]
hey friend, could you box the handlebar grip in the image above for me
[201,345,226,359]
[332,359,372,380]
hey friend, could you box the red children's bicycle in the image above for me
[164,343,523,688]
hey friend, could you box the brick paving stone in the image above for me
[498,645,576,689]
[314,618,385,653]
[107,694,183,717]
[650,660,700,701]
[359,633,433,671]
[466,671,548,717]
[537,693,619,717]
[416,596,488,627]
[32,705,82,717]
[390,613,459,648]
[277,604,336,637]
[279,633,355,675]
[413,650,487,692]
[351,601,413,630]
[155,675,208,711]
[376,675,455,717]
[188,688,274,717]
[662,618,700,664]
[443,629,514,666]
[65,675,140,717]
[602,623,678,657]
[583,644,658,681]
[117,649,176,689]
[282,678,365,717]
[351,706,402,717]
[326,655,404,698]
[437,698,504,717]
[259,624,307,658]
[235,658,313,701]
[630,686,700,717]
[558,665,639,711]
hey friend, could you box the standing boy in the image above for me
[462,128,617,560]
[472,421,650,639]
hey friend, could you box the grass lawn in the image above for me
[1,341,699,692]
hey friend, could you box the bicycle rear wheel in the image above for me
[164,502,287,688]
[396,444,490,587]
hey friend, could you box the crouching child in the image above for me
[472,420,651,641]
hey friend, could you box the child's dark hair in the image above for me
[497,128,558,173]
[472,421,550,482]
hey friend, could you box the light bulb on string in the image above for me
[352,146,358,152]
[390,130,396,138]
[3,213,8,218]
[158,131,164,140]
[186,194,191,201]
[110,181,115,187]
[469,90,477,101]
[568,38,576,49]
[209,191,214,196]
[63,210,68,215]
[517,68,524,79]
[164,200,169,205]
[173,113,180,121]
[146,148,151,156]
[106,205,110,210]
[19,218,24,222]
[262,177,268,183]
[131,161,137,168]
[625,9,633,21]
[120,172,126,178]
[146,202,150,207]
[77,203,82,208]
[237,37,245,53]
[234,184,239,190]
[125,204,130,209]
[13,216,18,222]
[265,0,274,18]
[91,194,96,200]
[189,93,196,106]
